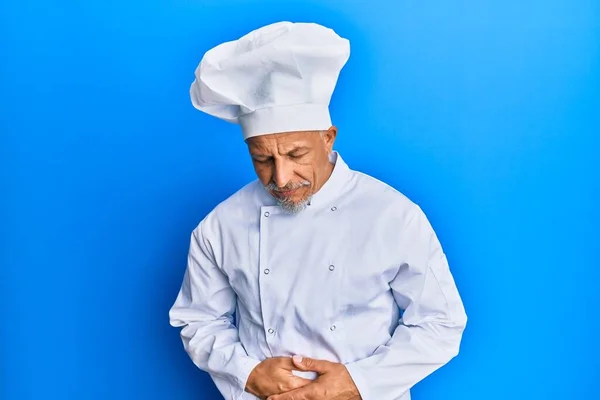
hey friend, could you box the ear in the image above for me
[322,126,337,152]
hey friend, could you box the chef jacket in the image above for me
[169,151,467,400]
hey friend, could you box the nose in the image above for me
[273,158,294,188]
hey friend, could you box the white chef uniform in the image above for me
[170,21,467,400]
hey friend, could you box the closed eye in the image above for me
[253,157,272,164]
[289,152,308,159]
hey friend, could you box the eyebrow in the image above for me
[251,146,311,158]
[250,153,271,159]
[287,146,310,155]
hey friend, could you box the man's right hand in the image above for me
[245,357,314,399]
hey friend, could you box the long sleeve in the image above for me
[169,220,261,400]
[344,206,468,400]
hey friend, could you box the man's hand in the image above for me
[245,356,314,399]
[266,355,361,400]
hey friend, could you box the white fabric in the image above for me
[169,152,467,400]
[189,21,350,139]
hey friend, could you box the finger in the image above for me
[268,372,311,394]
[277,356,305,371]
[289,374,313,384]
[280,375,313,393]
[267,384,311,400]
[291,355,332,373]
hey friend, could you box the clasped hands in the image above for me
[245,355,361,400]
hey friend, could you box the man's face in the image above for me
[246,127,337,213]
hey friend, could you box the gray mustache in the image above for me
[265,180,310,192]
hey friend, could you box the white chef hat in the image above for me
[190,21,350,140]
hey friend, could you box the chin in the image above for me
[276,193,312,214]
[278,199,310,214]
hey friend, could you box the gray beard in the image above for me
[275,195,312,214]
[264,181,312,214]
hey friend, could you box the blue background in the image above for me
[2,0,598,399]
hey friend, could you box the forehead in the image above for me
[246,131,318,153]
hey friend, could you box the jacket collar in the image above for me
[306,151,351,209]
[255,151,352,211]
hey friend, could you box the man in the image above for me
[169,21,467,400]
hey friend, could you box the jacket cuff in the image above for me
[232,357,262,400]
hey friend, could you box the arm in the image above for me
[344,205,468,400]
[169,220,261,400]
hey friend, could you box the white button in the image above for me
[264,269,270,274]
[330,325,336,331]
[329,265,335,271]
[264,211,270,217]
[268,328,275,334]
[331,206,337,211]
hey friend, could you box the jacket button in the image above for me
[330,325,336,331]
[268,328,275,334]
[264,211,270,217]
[331,206,337,211]
[329,265,335,271]
[264,269,270,275]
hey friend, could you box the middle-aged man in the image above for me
[169,21,468,400]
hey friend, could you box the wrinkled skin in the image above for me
[246,127,337,213]
[246,355,360,400]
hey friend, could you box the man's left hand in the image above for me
[266,355,361,400]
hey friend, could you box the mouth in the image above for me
[274,188,298,197]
